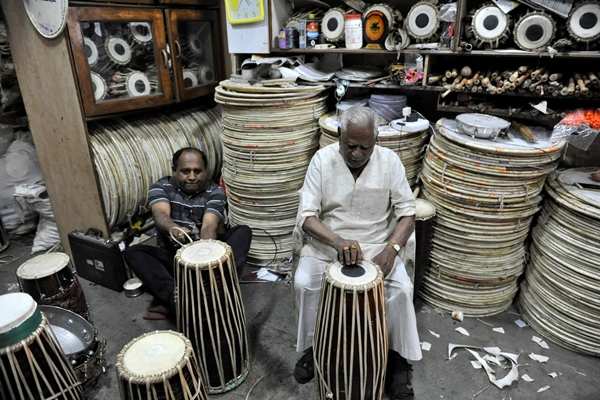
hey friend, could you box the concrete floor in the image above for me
[1,235,599,400]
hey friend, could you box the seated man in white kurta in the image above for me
[293,106,422,399]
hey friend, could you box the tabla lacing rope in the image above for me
[170,226,194,247]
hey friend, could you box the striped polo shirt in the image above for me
[148,176,227,238]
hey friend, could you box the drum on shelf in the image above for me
[322,8,346,42]
[84,37,100,66]
[0,292,82,400]
[469,4,512,48]
[314,260,387,400]
[364,7,391,48]
[105,36,133,65]
[91,72,108,102]
[116,330,207,400]
[175,239,249,393]
[414,199,436,294]
[513,12,555,51]
[129,22,153,44]
[0,218,8,253]
[405,1,440,41]
[40,305,106,388]
[17,252,89,320]
[567,1,600,42]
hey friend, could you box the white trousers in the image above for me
[294,252,423,362]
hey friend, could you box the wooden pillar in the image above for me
[2,0,109,253]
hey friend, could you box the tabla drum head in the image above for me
[17,252,71,280]
[91,72,108,101]
[326,259,382,290]
[120,331,187,377]
[40,305,95,355]
[567,1,600,42]
[129,22,153,44]
[183,69,199,88]
[416,198,436,220]
[472,4,510,43]
[513,12,555,51]
[198,65,215,83]
[84,37,99,66]
[0,292,37,334]
[364,10,389,43]
[105,36,132,65]
[322,8,345,42]
[126,71,151,97]
[180,240,227,266]
[406,1,440,40]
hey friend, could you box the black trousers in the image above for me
[125,225,252,309]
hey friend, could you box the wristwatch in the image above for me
[388,241,401,255]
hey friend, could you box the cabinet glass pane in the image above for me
[178,21,216,88]
[80,21,163,102]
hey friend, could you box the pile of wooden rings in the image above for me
[519,168,600,355]
[418,118,564,316]
[88,108,222,228]
[215,80,327,271]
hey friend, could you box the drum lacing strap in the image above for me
[169,226,194,247]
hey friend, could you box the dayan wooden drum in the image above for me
[17,252,89,320]
[116,330,207,400]
[314,260,388,400]
[0,292,82,400]
[175,240,249,393]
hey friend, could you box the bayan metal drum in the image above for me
[17,252,89,320]
[0,293,82,400]
[40,305,106,388]
[175,239,249,393]
[116,330,207,400]
[314,260,388,400]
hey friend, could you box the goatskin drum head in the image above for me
[180,240,227,265]
[406,1,439,39]
[327,259,381,289]
[514,12,555,50]
[17,252,70,280]
[567,1,600,42]
[0,292,37,334]
[473,5,509,41]
[122,331,186,377]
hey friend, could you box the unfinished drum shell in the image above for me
[567,1,600,42]
[469,3,512,48]
[405,1,440,41]
[513,11,556,51]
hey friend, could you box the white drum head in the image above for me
[0,293,37,334]
[568,2,600,42]
[129,22,153,43]
[473,5,509,41]
[122,331,186,377]
[126,72,151,97]
[91,72,107,101]
[106,36,132,65]
[514,13,555,50]
[17,252,70,280]
[198,66,215,83]
[406,2,439,39]
[322,8,345,42]
[183,69,199,88]
[180,240,227,265]
[84,37,99,66]
[327,260,381,290]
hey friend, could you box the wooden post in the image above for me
[2,0,109,253]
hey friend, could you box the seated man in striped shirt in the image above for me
[125,147,252,319]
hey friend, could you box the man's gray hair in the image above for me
[339,106,378,138]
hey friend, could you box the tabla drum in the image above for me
[513,12,556,51]
[322,8,346,42]
[567,1,600,42]
[40,305,106,388]
[314,260,387,400]
[470,4,512,48]
[116,330,207,400]
[105,36,132,65]
[91,72,108,102]
[175,240,249,393]
[0,293,82,400]
[405,1,440,41]
[364,10,389,48]
[17,252,89,320]
[414,199,436,294]
[0,217,8,253]
[129,22,153,44]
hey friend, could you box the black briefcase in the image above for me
[68,230,127,292]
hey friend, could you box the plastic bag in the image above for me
[551,109,600,150]
[14,183,60,253]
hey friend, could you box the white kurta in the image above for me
[294,143,422,361]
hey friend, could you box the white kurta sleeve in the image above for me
[296,153,323,231]
[390,153,416,219]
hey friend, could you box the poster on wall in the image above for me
[23,0,69,39]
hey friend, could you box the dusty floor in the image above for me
[1,235,598,400]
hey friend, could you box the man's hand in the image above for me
[333,237,363,265]
[372,245,397,277]
[169,226,192,245]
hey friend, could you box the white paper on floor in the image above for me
[256,268,281,282]
[421,341,432,351]
[471,360,482,369]
[532,336,550,349]
[455,327,470,336]
[548,372,558,378]
[448,344,520,389]
[529,353,549,363]
[537,385,550,393]
[521,374,534,382]
[493,327,505,334]
[514,319,527,328]
[429,330,440,338]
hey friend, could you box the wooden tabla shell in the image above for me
[567,1,600,42]
[175,240,249,393]
[116,330,207,400]
[314,260,387,400]
[17,252,89,320]
[0,293,82,400]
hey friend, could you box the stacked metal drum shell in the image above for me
[89,108,222,228]
[519,168,600,356]
[215,80,328,272]
[418,118,564,316]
